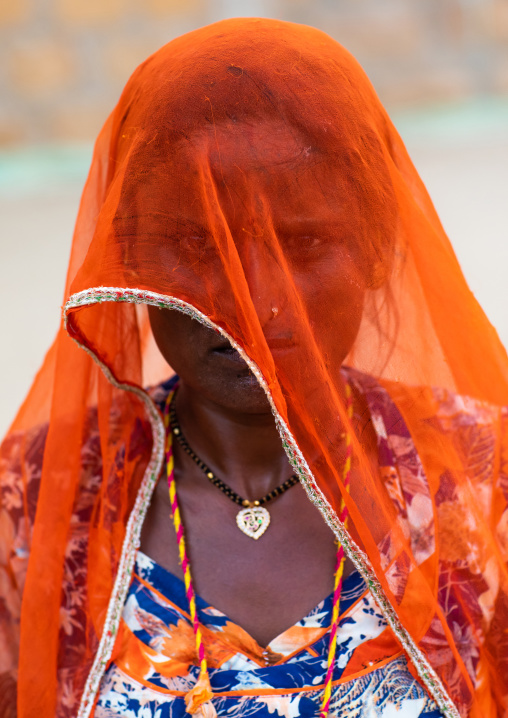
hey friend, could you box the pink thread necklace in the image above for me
[163,385,353,718]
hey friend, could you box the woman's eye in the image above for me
[179,234,215,252]
[190,234,211,246]
[282,234,326,251]
[299,235,322,249]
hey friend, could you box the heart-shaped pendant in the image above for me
[236,506,270,540]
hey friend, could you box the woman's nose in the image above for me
[242,236,287,329]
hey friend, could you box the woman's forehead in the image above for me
[180,121,347,227]
[191,119,314,170]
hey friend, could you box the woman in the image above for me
[1,17,507,718]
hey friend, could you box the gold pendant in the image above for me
[236,506,270,539]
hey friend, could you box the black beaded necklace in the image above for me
[168,392,299,539]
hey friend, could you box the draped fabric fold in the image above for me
[1,17,507,718]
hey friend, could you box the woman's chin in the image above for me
[190,361,271,415]
[222,371,271,414]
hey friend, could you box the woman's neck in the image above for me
[174,382,293,498]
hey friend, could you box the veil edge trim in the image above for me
[60,306,166,718]
[63,286,461,718]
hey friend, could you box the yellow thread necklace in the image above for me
[164,384,353,718]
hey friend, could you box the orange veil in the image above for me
[1,18,507,718]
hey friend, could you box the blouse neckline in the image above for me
[135,548,368,661]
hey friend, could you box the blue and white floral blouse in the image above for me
[96,550,444,717]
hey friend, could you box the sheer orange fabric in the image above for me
[1,17,507,718]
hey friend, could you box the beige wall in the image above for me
[1,1,507,435]
[2,0,508,144]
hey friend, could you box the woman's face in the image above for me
[149,120,371,413]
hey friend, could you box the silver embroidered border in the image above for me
[63,286,460,718]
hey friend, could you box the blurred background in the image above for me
[1,0,507,434]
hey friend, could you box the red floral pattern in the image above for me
[1,375,507,716]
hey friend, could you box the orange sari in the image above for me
[1,17,507,718]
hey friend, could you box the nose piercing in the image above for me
[271,307,279,317]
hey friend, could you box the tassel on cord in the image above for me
[184,669,217,718]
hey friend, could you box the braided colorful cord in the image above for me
[164,390,214,715]
[164,382,353,718]
[319,381,353,717]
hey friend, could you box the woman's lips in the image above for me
[211,334,296,363]
[211,345,246,364]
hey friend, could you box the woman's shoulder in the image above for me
[345,366,508,502]
[345,365,507,432]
